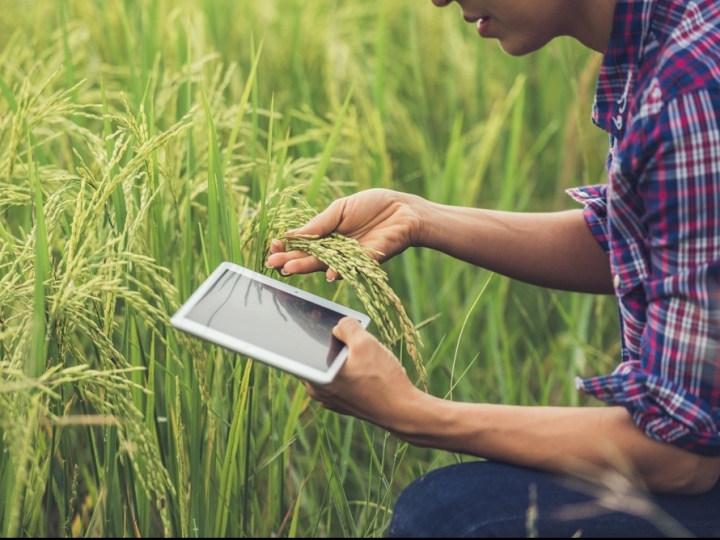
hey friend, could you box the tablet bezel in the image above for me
[170,262,371,385]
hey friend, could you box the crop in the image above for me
[0,0,620,536]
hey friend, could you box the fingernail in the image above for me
[327,276,335,283]
[280,268,289,276]
[285,229,299,236]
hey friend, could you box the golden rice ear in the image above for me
[257,186,427,388]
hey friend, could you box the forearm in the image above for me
[390,394,720,495]
[414,201,613,294]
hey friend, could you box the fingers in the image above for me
[285,198,346,239]
[266,240,328,275]
[268,239,285,255]
[266,234,342,280]
[267,248,329,275]
[326,268,341,282]
[332,317,368,348]
[304,380,317,399]
[304,381,350,415]
[266,199,347,277]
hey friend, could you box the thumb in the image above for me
[286,198,345,238]
[332,317,366,347]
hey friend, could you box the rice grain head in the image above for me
[245,186,427,386]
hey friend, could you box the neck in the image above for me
[566,0,618,53]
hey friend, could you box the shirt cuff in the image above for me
[566,184,610,254]
[576,364,720,456]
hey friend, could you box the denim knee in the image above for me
[387,460,720,538]
[387,461,531,538]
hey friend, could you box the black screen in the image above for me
[185,269,346,371]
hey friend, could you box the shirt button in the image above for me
[602,384,614,399]
[578,191,591,198]
[613,274,621,289]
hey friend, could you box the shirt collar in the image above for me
[592,0,656,137]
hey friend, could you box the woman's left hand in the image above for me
[304,317,425,434]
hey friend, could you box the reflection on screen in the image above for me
[185,269,346,372]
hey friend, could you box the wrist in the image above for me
[386,390,452,444]
[405,193,435,249]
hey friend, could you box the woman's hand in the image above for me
[304,317,425,433]
[266,189,426,281]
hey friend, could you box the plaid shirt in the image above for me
[567,0,720,456]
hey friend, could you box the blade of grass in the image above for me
[119,1,140,102]
[339,416,354,485]
[29,133,49,379]
[288,474,310,538]
[449,273,493,400]
[319,419,358,537]
[250,38,260,201]
[201,86,224,270]
[253,94,274,269]
[465,75,526,206]
[173,376,189,538]
[305,85,354,206]
[147,94,167,269]
[60,0,78,104]
[274,127,291,192]
[214,358,253,537]
[498,81,526,211]
[221,41,264,179]
[0,72,17,113]
[100,74,127,232]
[374,0,386,124]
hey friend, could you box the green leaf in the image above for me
[0,72,17,113]
[222,41,264,179]
[305,85,355,206]
[29,134,50,378]
[201,86,224,270]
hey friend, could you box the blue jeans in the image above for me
[388,461,720,537]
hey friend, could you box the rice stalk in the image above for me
[173,377,190,538]
[246,186,426,385]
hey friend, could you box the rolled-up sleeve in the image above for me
[566,184,611,254]
[572,91,720,456]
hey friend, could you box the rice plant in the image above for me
[0,0,621,536]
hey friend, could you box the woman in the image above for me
[267,0,720,536]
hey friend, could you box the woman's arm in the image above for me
[416,201,614,294]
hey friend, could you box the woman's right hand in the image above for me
[266,189,425,281]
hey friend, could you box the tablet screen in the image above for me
[184,268,346,372]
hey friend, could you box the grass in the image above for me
[0,0,621,536]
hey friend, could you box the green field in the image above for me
[0,0,621,536]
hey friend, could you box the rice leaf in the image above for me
[201,86,223,270]
[60,0,77,103]
[0,72,17,113]
[29,134,49,379]
[288,475,309,538]
[305,85,354,206]
[222,41,264,179]
[214,359,253,537]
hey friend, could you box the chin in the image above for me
[498,37,550,57]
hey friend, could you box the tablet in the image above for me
[170,262,371,385]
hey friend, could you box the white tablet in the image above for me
[170,262,371,385]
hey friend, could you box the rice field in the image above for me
[0,0,621,536]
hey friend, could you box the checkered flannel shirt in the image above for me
[567,0,720,455]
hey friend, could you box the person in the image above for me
[266,0,720,536]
